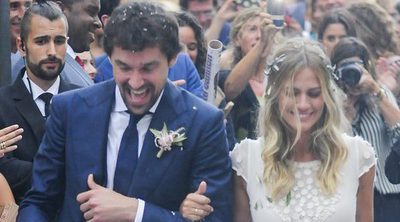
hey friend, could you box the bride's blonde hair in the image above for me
[260,38,348,201]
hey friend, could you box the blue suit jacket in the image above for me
[12,53,94,88]
[94,53,204,98]
[18,80,232,221]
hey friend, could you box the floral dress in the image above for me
[230,134,376,222]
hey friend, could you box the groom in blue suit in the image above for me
[18,2,232,222]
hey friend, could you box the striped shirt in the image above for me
[352,87,400,194]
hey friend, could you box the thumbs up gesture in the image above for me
[76,174,138,221]
[179,181,214,221]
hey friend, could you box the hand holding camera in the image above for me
[335,59,380,96]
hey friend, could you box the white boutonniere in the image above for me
[150,123,187,158]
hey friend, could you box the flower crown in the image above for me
[264,39,337,96]
[264,41,336,79]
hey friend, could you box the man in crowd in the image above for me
[9,0,32,68]
[180,0,233,45]
[0,1,80,203]
[18,2,232,221]
[12,0,101,88]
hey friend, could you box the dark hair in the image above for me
[99,0,120,17]
[318,8,357,40]
[330,37,378,107]
[331,37,374,76]
[348,2,400,59]
[175,11,206,78]
[179,0,218,10]
[21,1,68,43]
[103,2,181,62]
[51,0,84,7]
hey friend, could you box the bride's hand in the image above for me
[179,181,214,221]
[0,125,23,158]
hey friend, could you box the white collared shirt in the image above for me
[66,44,76,60]
[22,72,60,117]
[107,86,164,222]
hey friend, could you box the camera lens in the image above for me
[336,63,362,87]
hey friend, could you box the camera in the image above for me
[267,0,285,29]
[234,0,259,8]
[335,61,362,87]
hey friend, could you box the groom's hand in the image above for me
[76,174,138,222]
[179,181,214,221]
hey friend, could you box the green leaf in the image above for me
[285,191,291,206]
[162,123,168,133]
[150,128,162,137]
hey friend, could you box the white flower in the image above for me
[150,123,187,158]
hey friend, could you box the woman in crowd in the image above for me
[219,7,278,141]
[76,51,97,81]
[317,8,357,57]
[176,11,207,79]
[230,37,375,221]
[331,36,400,222]
[348,1,400,105]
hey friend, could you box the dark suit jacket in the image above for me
[12,51,94,88]
[18,80,232,221]
[0,69,80,202]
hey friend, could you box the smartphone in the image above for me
[267,0,285,29]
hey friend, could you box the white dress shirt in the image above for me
[22,72,60,117]
[107,86,163,221]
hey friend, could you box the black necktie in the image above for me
[113,113,144,195]
[38,92,53,119]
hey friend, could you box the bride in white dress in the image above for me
[231,38,376,222]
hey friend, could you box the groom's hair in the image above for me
[103,1,181,62]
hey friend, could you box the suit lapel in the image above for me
[130,81,187,198]
[13,70,45,146]
[59,76,81,93]
[76,80,115,187]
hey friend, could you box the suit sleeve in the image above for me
[142,109,233,222]
[181,54,204,98]
[17,96,67,221]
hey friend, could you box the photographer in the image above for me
[331,37,400,222]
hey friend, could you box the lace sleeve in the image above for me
[230,139,252,183]
[355,137,377,177]
[0,203,18,222]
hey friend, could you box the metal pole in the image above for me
[0,0,11,86]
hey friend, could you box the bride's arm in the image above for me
[356,166,375,222]
[0,173,15,205]
[234,173,251,222]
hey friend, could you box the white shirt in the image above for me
[11,51,21,69]
[107,86,163,222]
[66,44,77,60]
[22,72,60,117]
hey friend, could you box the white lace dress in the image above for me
[230,134,376,222]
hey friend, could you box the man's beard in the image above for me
[25,52,65,81]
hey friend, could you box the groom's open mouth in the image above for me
[127,86,150,106]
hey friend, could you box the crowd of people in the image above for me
[1,0,400,221]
